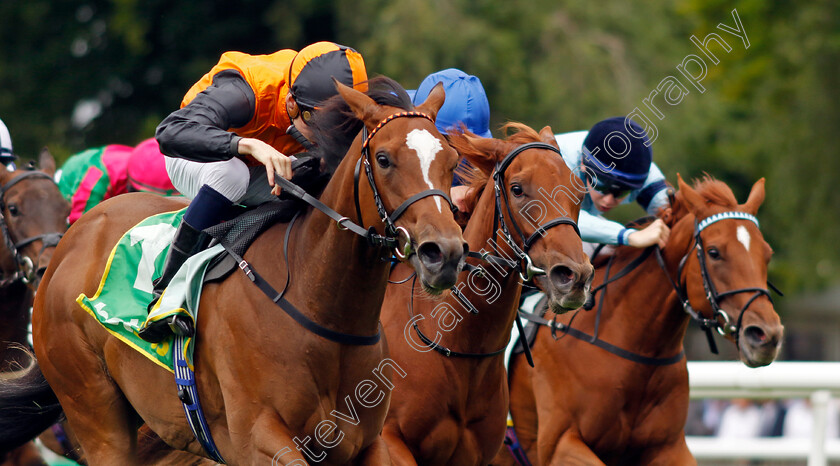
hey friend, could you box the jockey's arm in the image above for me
[626,162,671,248]
[578,210,635,246]
[634,161,670,216]
[155,70,255,163]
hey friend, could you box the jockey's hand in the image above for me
[237,138,292,196]
[451,185,474,213]
[628,218,670,249]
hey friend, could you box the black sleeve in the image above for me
[155,69,257,162]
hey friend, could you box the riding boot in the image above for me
[138,184,233,343]
[138,220,210,342]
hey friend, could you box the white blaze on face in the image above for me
[737,225,751,252]
[405,128,443,212]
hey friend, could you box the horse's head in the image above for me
[668,174,782,367]
[335,79,467,293]
[450,123,593,311]
[0,149,69,289]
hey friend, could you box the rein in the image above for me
[225,212,381,346]
[407,142,580,363]
[407,275,508,358]
[522,210,780,363]
[0,171,64,287]
[517,299,685,366]
[232,111,460,346]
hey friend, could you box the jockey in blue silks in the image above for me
[554,117,671,255]
[409,68,492,213]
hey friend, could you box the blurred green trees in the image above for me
[0,0,836,292]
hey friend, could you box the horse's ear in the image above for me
[741,177,766,215]
[539,126,559,149]
[39,147,56,176]
[414,82,445,122]
[677,173,706,217]
[334,79,380,126]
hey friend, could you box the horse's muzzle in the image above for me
[546,260,594,312]
[412,238,468,294]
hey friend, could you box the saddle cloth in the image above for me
[76,200,301,372]
[77,209,224,372]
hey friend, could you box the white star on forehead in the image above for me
[405,128,443,212]
[737,225,751,252]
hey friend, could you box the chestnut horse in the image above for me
[0,150,67,368]
[0,77,468,465]
[499,175,783,465]
[0,150,68,466]
[381,123,594,465]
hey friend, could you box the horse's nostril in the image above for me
[744,326,768,345]
[417,242,443,266]
[35,267,47,279]
[550,265,574,287]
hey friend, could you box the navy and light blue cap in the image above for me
[582,117,652,190]
[409,68,492,138]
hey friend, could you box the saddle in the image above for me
[203,154,324,282]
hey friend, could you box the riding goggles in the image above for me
[592,178,633,199]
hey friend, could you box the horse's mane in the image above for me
[453,122,543,212]
[307,76,413,175]
[600,174,738,266]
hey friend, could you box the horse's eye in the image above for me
[510,184,524,197]
[7,204,20,217]
[376,153,391,168]
[707,247,721,260]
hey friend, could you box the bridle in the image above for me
[491,142,580,280]
[519,210,781,365]
[0,171,64,287]
[409,142,581,361]
[655,211,780,354]
[242,110,461,347]
[353,111,456,259]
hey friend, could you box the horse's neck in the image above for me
[426,184,521,353]
[593,221,696,357]
[0,283,33,366]
[285,154,390,337]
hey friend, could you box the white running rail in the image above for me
[687,361,840,466]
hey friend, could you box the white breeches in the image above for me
[165,156,277,206]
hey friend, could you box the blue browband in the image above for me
[697,211,760,232]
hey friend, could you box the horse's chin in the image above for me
[738,344,781,368]
[408,255,462,294]
[542,283,589,314]
[419,280,449,296]
[547,294,587,314]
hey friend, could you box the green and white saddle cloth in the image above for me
[76,208,224,372]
